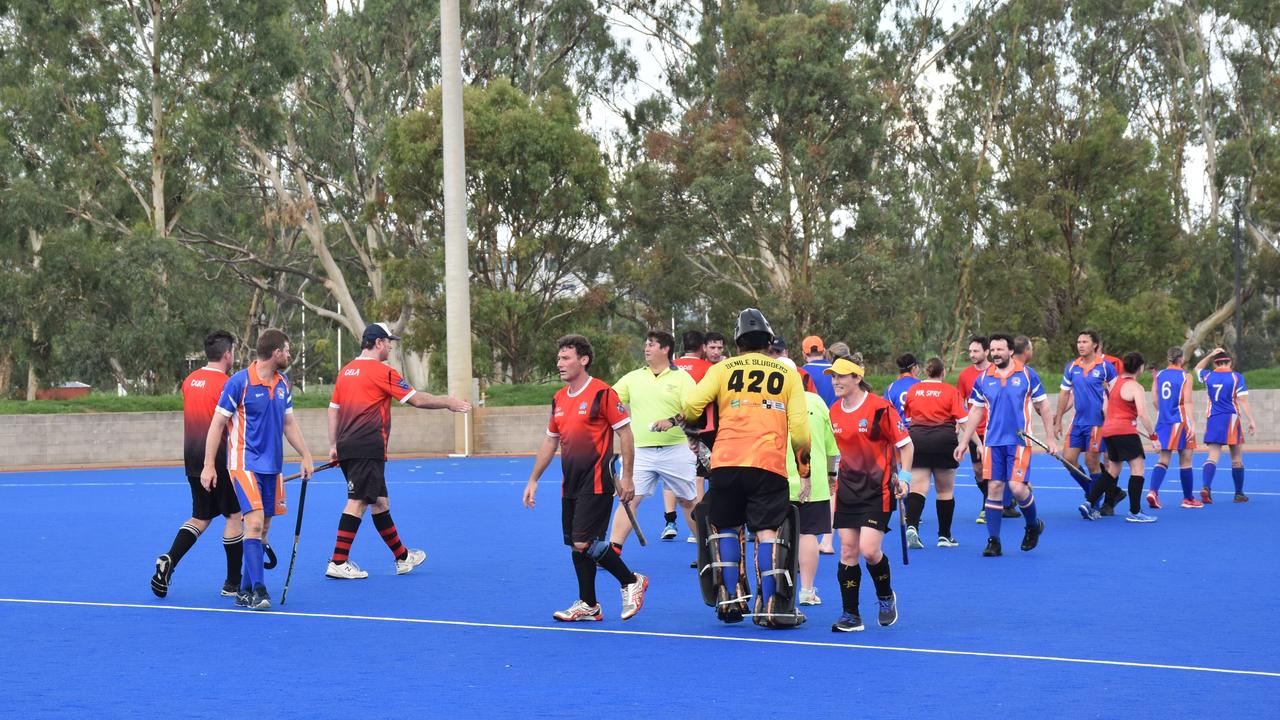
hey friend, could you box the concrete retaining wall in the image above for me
[2,389,1277,470]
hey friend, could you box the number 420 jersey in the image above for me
[683,352,810,478]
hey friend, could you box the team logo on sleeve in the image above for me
[616,402,626,414]
[896,419,906,431]
[397,379,412,391]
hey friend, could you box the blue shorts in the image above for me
[230,469,286,517]
[1203,414,1244,446]
[1154,422,1195,452]
[1067,422,1106,454]
[982,445,1032,484]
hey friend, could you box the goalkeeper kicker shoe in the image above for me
[150,555,173,598]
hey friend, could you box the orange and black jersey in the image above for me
[329,357,416,460]
[183,366,230,476]
[831,393,911,512]
[547,377,631,496]
[683,352,809,478]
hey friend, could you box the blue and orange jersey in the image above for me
[1153,367,1191,426]
[1060,356,1117,426]
[330,357,416,460]
[182,366,230,476]
[547,377,630,495]
[1197,367,1248,417]
[216,363,294,475]
[885,373,921,421]
[969,361,1047,447]
[801,359,836,407]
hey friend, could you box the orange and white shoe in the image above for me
[1200,487,1213,505]
[620,573,649,620]
[553,600,602,622]
[1181,497,1204,509]
[1146,491,1162,510]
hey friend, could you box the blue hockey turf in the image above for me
[2,452,1277,718]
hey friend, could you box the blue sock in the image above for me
[1071,466,1091,493]
[756,542,775,602]
[718,531,741,594]
[1203,462,1217,490]
[1019,493,1037,527]
[985,502,1003,538]
[1090,473,1103,508]
[1232,466,1244,494]
[1150,464,1168,493]
[244,539,264,588]
[1179,468,1194,499]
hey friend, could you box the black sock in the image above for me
[166,522,201,566]
[866,555,893,599]
[223,531,244,584]
[837,562,862,614]
[936,498,956,538]
[978,479,989,500]
[595,544,637,587]
[331,512,362,564]
[664,511,677,524]
[1087,471,1114,505]
[1128,476,1144,514]
[571,550,598,606]
[372,510,409,561]
[905,492,925,528]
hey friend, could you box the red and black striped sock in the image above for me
[372,510,408,561]
[331,513,361,564]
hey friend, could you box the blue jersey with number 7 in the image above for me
[1197,368,1247,417]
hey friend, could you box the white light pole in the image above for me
[442,0,473,456]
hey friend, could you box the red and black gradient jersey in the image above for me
[330,357,416,460]
[547,377,631,496]
[674,354,712,383]
[830,393,912,512]
[183,366,230,476]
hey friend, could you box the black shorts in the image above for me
[340,458,388,504]
[833,504,893,532]
[187,472,239,521]
[792,500,832,535]
[1105,434,1145,464]
[561,493,614,546]
[911,425,960,470]
[707,466,790,532]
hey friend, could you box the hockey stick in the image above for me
[1018,431,1092,488]
[282,460,338,483]
[622,499,647,546]
[896,483,910,566]
[279,462,335,605]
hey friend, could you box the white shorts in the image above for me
[633,444,698,501]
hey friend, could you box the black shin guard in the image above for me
[866,555,892,599]
[905,492,926,529]
[837,562,862,614]
[571,550,598,606]
[936,498,956,538]
[1128,476,1144,514]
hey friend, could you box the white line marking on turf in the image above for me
[2,598,1276,679]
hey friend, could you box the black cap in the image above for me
[362,322,401,344]
[734,308,774,342]
[769,337,787,352]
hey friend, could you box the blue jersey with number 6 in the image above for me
[1153,367,1189,425]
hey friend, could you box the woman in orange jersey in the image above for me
[825,358,912,632]
[900,357,969,549]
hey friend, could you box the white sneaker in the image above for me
[553,599,602,622]
[906,526,924,550]
[936,536,960,548]
[686,536,697,543]
[798,587,822,606]
[325,560,368,579]
[395,548,427,575]
[620,573,649,620]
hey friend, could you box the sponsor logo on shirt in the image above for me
[190,380,206,388]
[578,401,588,415]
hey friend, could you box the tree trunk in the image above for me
[26,229,42,401]
[0,351,11,399]
[1181,289,1254,359]
[150,0,167,237]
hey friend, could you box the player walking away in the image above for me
[684,308,811,628]
[705,331,727,363]
[522,335,647,622]
[324,323,471,580]
[1193,348,1258,503]
[152,331,244,599]
[673,330,715,533]
[1086,352,1159,522]
[776,357,837,606]
[607,331,699,555]
[1054,330,1126,515]
[902,358,969,549]
[201,329,315,611]
[885,354,921,419]
[825,358,911,631]
[954,333,1054,557]
[800,336,836,408]
[1149,347,1201,508]
[955,336,991,523]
